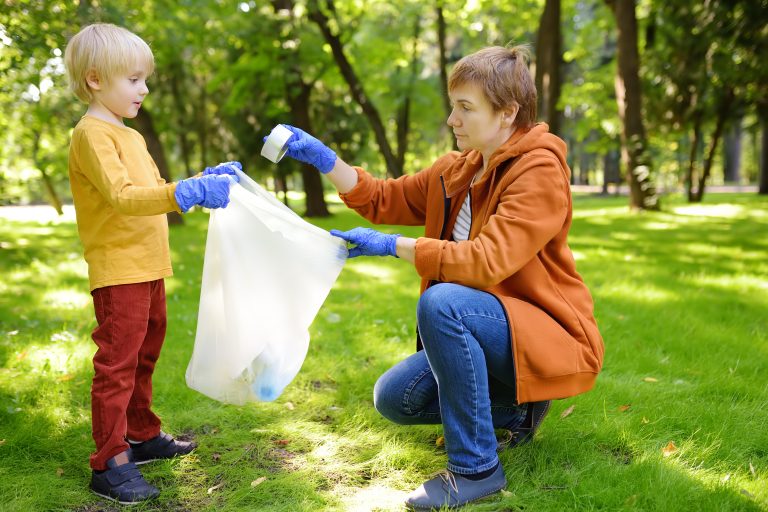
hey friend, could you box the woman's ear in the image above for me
[501,104,519,128]
[86,70,102,91]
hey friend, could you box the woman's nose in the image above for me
[446,109,458,127]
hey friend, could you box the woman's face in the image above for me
[447,82,516,157]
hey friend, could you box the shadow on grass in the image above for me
[1,195,767,510]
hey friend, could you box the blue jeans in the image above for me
[373,283,527,475]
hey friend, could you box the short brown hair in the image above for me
[64,23,154,103]
[448,45,537,129]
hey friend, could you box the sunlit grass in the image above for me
[1,191,767,511]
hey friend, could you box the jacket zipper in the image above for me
[438,175,451,240]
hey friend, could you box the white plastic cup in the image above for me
[261,125,293,163]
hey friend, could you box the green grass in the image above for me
[1,192,767,511]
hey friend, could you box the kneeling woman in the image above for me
[280,45,604,509]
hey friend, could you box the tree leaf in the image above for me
[435,436,445,447]
[560,405,575,418]
[643,377,659,383]
[662,441,678,457]
[618,404,631,412]
[56,468,64,477]
[212,452,221,461]
[274,439,290,446]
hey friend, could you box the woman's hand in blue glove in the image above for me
[175,174,239,213]
[202,161,242,176]
[330,227,400,258]
[277,125,337,174]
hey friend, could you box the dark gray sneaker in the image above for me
[131,431,197,465]
[405,464,506,510]
[90,450,159,505]
[504,400,551,448]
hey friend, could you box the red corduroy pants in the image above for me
[89,279,166,470]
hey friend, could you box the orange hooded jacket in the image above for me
[340,123,603,403]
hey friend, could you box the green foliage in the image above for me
[642,0,767,186]
[0,2,82,205]
[1,194,767,510]
[1,0,765,207]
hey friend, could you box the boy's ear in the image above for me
[85,69,102,91]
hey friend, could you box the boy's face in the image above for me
[89,68,149,123]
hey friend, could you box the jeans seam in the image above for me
[402,366,437,417]
[453,322,482,465]
[455,311,507,325]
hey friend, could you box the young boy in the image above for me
[64,23,238,504]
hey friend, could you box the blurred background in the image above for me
[1,0,766,219]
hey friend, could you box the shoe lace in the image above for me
[433,469,459,494]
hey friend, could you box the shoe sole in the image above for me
[91,489,158,506]
[405,485,506,510]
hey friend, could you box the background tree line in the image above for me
[1,0,766,219]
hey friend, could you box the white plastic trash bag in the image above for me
[186,169,347,405]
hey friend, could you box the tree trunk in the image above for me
[197,76,209,171]
[289,81,330,217]
[31,129,63,215]
[759,100,768,195]
[602,148,621,195]
[605,0,659,210]
[396,16,421,171]
[692,88,734,202]
[436,2,451,118]
[535,0,562,135]
[723,117,742,183]
[579,147,592,185]
[275,173,289,206]
[685,116,702,202]
[308,0,402,178]
[169,61,194,177]
[436,1,456,150]
[275,0,330,217]
[133,108,183,225]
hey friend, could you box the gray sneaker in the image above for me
[405,464,506,510]
[503,400,551,449]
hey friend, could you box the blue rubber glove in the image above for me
[203,161,242,176]
[175,174,239,213]
[275,124,337,174]
[330,227,400,258]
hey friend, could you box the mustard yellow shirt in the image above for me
[68,115,181,291]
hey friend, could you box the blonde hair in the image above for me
[64,23,154,103]
[448,45,537,129]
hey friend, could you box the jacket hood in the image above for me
[443,123,569,197]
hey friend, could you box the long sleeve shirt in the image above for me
[68,115,180,291]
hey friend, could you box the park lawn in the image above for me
[0,191,766,511]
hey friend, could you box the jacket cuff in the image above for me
[414,237,444,280]
[338,167,374,208]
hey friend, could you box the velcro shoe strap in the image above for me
[105,463,142,486]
